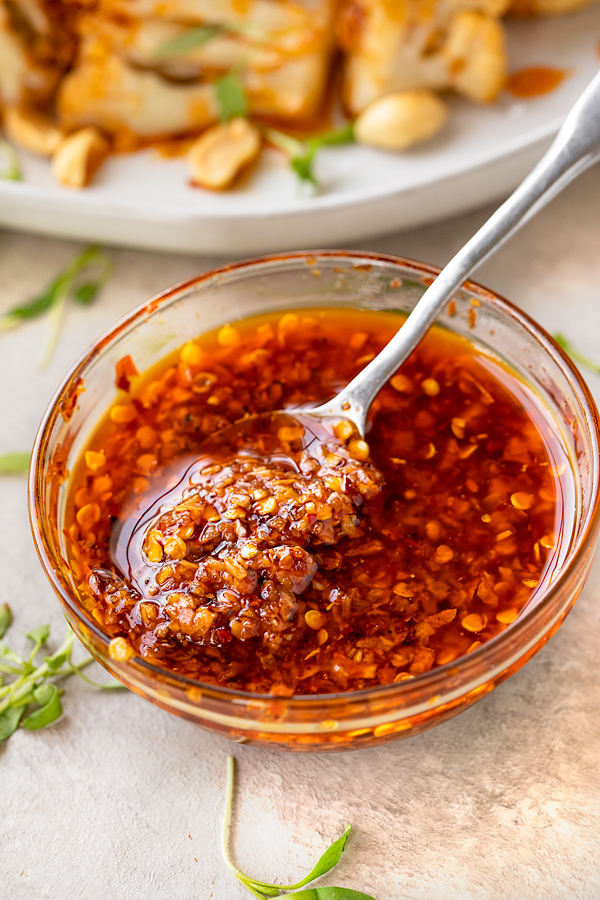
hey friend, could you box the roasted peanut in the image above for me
[354,90,448,152]
[188,118,261,190]
[4,106,63,156]
[52,127,109,189]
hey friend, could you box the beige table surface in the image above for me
[1,168,600,900]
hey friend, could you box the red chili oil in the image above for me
[66,307,573,695]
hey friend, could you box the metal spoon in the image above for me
[303,70,600,437]
[195,72,600,467]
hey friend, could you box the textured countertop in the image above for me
[1,168,600,900]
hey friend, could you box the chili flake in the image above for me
[65,308,571,695]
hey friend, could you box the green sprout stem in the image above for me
[0,139,23,181]
[221,757,372,899]
[554,333,600,375]
[0,630,75,714]
[0,245,113,367]
[0,613,125,742]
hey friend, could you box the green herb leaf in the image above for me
[26,625,50,645]
[282,889,377,899]
[0,139,23,182]
[0,705,27,741]
[291,154,319,187]
[155,24,223,57]
[0,640,24,667]
[0,605,12,639]
[44,651,69,672]
[68,665,126,690]
[554,333,600,375]
[0,244,113,365]
[241,827,353,894]
[21,682,62,730]
[0,452,31,475]
[316,122,356,148]
[0,621,123,741]
[221,757,369,898]
[284,826,352,889]
[215,73,248,121]
[40,246,113,367]
[74,282,102,305]
[292,123,355,187]
[155,20,266,57]
[268,123,355,190]
[0,279,61,332]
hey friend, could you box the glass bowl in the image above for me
[29,251,600,752]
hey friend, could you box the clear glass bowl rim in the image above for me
[29,249,600,710]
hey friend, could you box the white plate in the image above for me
[2,7,600,255]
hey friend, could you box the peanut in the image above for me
[52,127,109,189]
[4,106,63,157]
[354,90,448,152]
[188,118,261,190]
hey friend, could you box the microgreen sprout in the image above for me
[554,333,600,375]
[0,452,31,475]
[221,756,376,899]
[155,23,224,56]
[0,245,113,366]
[215,72,249,121]
[155,21,266,57]
[266,123,355,191]
[0,139,23,181]
[0,606,125,743]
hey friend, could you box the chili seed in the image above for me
[305,610,327,630]
[76,503,101,530]
[511,492,534,510]
[422,377,440,396]
[85,450,105,471]
[462,613,486,633]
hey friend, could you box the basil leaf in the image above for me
[283,889,377,899]
[0,605,12,639]
[215,73,248,121]
[21,683,62,730]
[0,139,22,182]
[26,625,50,645]
[0,452,31,475]
[155,24,223,57]
[0,705,27,741]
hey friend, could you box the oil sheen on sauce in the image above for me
[65,308,574,696]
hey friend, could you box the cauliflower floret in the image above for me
[0,1,63,108]
[338,0,509,113]
[58,0,337,136]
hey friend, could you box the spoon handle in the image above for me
[314,70,600,436]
